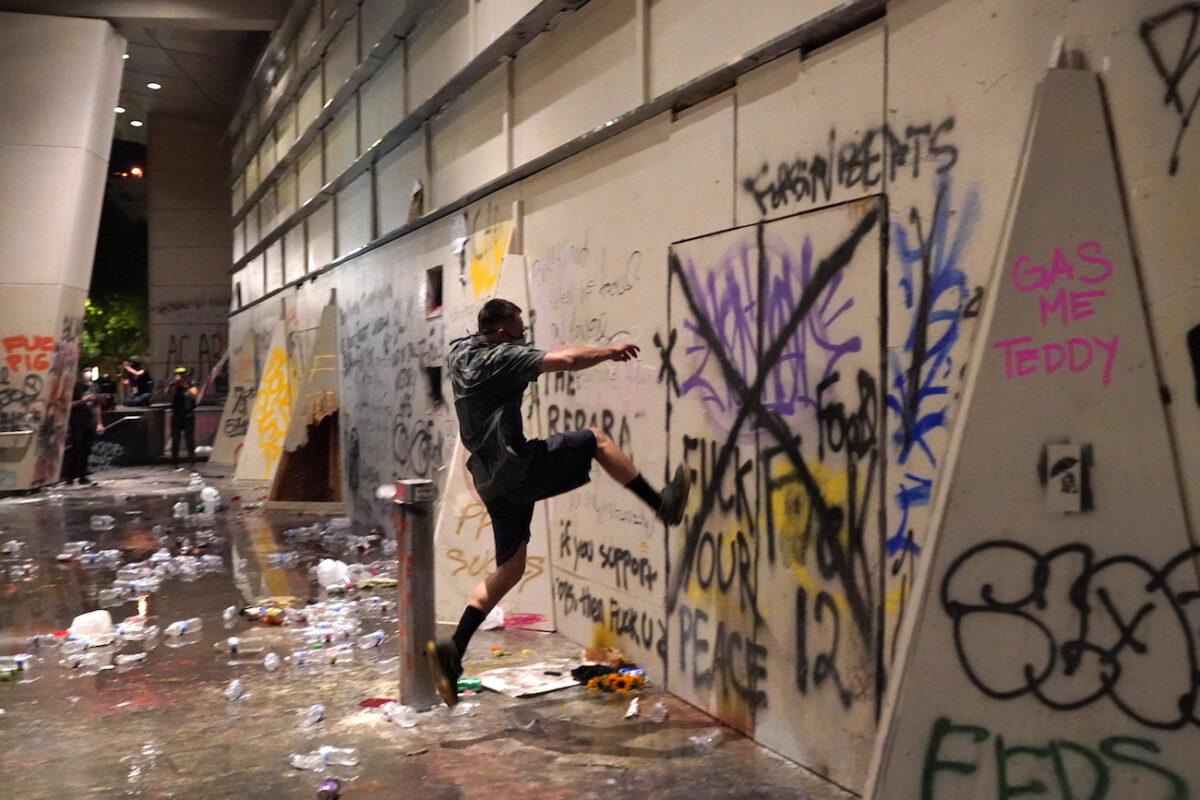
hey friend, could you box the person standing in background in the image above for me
[65,367,104,485]
[168,367,198,468]
[122,355,154,406]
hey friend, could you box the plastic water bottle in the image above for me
[648,700,669,723]
[115,652,147,666]
[164,617,200,637]
[357,630,384,650]
[217,635,265,655]
[688,729,724,755]
[297,703,325,728]
[263,652,281,671]
[224,679,244,701]
[289,649,311,667]
[267,552,299,568]
[318,746,359,766]
[189,474,204,490]
[200,486,220,515]
[172,501,188,519]
[288,751,325,771]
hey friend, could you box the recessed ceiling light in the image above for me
[146,82,161,90]
[130,120,143,127]
[122,53,129,60]
[114,106,125,113]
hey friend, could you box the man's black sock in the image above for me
[624,473,662,512]
[452,605,488,657]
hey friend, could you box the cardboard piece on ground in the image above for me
[477,660,580,698]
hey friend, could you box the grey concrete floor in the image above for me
[0,465,855,799]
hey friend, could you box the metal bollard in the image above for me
[393,478,439,711]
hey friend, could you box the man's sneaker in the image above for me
[658,464,692,525]
[78,476,92,486]
[426,639,462,707]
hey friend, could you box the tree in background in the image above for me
[83,140,148,377]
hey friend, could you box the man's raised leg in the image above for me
[588,427,691,525]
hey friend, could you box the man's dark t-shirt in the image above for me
[447,337,545,500]
[70,380,94,426]
[170,382,197,418]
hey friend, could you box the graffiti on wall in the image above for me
[664,199,883,780]
[1140,3,1200,175]
[742,117,959,216]
[248,339,292,479]
[885,176,981,658]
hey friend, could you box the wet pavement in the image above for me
[0,466,853,799]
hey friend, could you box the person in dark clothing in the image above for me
[425,298,692,707]
[65,368,103,485]
[94,373,118,410]
[122,355,153,406]
[168,367,198,467]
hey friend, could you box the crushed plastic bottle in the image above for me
[688,729,724,755]
[297,703,325,728]
[114,652,147,666]
[289,752,326,772]
[449,701,478,718]
[222,605,237,627]
[381,702,418,728]
[97,587,124,607]
[217,634,266,655]
[356,630,384,650]
[89,515,116,532]
[318,746,359,766]
[0,539,22,556]
[648,700,669,723]
[224,679,244,701]
[188,474,204,490]
[289,649,311,667]
[172,501,188,520]
[267,551,299,568]
[263,652,281,672]
[200,486,220,515]
[624,697,640,719]
[63,541,90,555]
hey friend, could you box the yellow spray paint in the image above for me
[468,222,512,299]
[251,343,292,479]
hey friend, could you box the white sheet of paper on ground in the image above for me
[477,660,578,698]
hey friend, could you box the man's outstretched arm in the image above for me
[540,343,640,373]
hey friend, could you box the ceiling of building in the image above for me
[0,1,293,143]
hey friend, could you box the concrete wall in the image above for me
[148,115,232,387]
[226,0,1200,790]
[0,12,125,491]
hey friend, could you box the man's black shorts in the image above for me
[485,429,597,566]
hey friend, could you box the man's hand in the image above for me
[608,343,640,362]
[95,423,105,435]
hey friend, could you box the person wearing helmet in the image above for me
[168,366,198,467]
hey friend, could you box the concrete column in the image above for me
[147,114,232,387]
[0,12,125,492]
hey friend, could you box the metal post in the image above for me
[393,478,438,710]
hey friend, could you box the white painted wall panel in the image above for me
[735,23,884,225]
[243,254,265,303]
[265,238,285,293]
[376,129,426,233]
[274,101,299,165]
[276,165,298,227]
[324,14,360,103]
[336,170,373,258]
[430,64,506,210]
[648,0,841,98]
[258,185,278,239]
[474,0,540,49]
[244,203,260,250]
[284,222,306,279]
[233,220,245,262]
[297,136,324,206]
[306,201,335,271]
[407,0,471,110]
[512,0,640,167]
[325,97,359,183]
[297,2,323,57]
[298,70,324,133]
[361,0,406,57]
[232,176,245,216]
[360,47,406,150]
[244,156,259,196]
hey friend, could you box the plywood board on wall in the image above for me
[666,198,884,790]
[234,319,294,483]
[735,22,884,226]
[210,330,258,466]
[868,68,1199,800]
